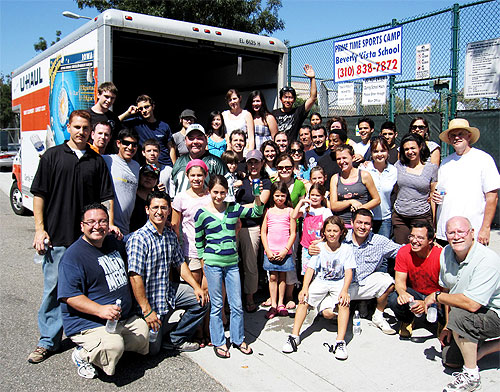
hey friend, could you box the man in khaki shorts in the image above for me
[57,203,148,378]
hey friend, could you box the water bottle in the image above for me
[33,239,50,264]
[409,297,423,317]
[427,303,438,323]
[105,299,122,333]
[435,184,446,205]
[353,310,362,335]
[149,314,161,343]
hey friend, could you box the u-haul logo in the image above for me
[20,67,43,92]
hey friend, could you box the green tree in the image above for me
[0,74,16,128]
[75,0,284,34]
[34,31,62,53]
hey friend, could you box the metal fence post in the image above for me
[450,3,460,121]
[388,18,398,121]
[287,46,292,86]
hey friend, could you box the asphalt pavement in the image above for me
[0,172,499,391]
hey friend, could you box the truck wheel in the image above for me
[10,181,28,216]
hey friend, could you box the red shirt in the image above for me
[395,244,442,295]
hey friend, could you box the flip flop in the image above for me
[213,345,230,359]
[265,307,278,319]
[277,304,289,317]
[233,342,253,355]
[286,301,296,310]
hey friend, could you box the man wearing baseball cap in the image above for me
[170,123,227,196]
[432,118,500,246]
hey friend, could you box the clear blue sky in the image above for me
[1,0,464,76]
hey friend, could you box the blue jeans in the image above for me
[38,246,66,350]
[149,282,208,355]
[374,218,392,239]
[388,287,444,324]
[204,264,244,347]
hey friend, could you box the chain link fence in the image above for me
[288,0,500,127]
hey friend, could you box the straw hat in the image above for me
[439,118,480,145]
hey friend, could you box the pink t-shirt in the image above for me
[300,206,333,248]
[266,207,293,254]
[172,191,211,258]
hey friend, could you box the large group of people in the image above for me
[27,74,500,392]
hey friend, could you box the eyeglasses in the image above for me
[82,219,109,227]
[290,148,303,154]
[137,104,151,112]
[408,234,427,242]
[445,228,471,239]
[120,140,138,148]
[277,165,293,171]
[411,125,427,130]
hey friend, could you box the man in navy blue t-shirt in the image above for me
[120,94,176,167]
[58,203,148,378]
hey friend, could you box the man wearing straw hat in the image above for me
[432,118,500,246]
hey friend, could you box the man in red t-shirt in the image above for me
[388,222,442,339]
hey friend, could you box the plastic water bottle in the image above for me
[353,310,362,335]
[33,239,50,264]
[409,297,423,317]
[435,184,446,205]
[149,314,161,343]
[427,303,438,323]
[105,299,122,333]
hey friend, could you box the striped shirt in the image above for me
[344,230,401,283]
[126,220,184,315]
[194,203,264,267]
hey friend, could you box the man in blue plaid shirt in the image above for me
[127,191,208,353]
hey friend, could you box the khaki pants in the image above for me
[70,315,149,375]
[238,226,261,295]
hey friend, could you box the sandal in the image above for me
[245,303,257,313]
[213,345,230,359]
[233,342,253,355]
[277,305,289,317]
[261,298,272,307]
[286,300,296,310]
[265,307,278,319]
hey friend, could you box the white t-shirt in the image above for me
[308,242,357,281]
[436,148,500,240]
[354,141,370,157]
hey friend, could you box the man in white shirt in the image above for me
[432,118,500,246]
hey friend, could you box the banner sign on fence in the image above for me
[337,83,355,106]
[464,38,500,99]
[415,44,431,80]
[362,77,387,105]
[334,26,402,83]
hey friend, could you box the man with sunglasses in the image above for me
[272,64,317,142]
[424,216,500,392]
[388,222,442,339]
[28,110,116,364]
[57,203,149,378]
[432,118,500,246]
[103,128,141,235]
[120,95,176,167]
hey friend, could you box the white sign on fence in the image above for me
[464,38,500,99]
[334,26,402,83]
[337,83,355,106]
[362,77,387,105]
[415,44,431,80]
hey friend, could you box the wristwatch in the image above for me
[435,291,441,303]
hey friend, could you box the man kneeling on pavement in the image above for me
[58,203,149,378]
[424,216,500,392]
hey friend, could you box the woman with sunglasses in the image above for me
[223,89,255,151]
[288,141,310,183]
[393,133,437,244]
[245,90,278,150]
[409,117,440,165]
[330,144,380,229]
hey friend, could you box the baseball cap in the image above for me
[186,123,206,136]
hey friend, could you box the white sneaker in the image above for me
[282,335,300,353]
[71,347,97,379]
[333,340,348,360]
[443,371,481,392]
[371,314,396,335]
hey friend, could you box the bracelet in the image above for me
[143,309,153,318]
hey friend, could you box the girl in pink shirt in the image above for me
[261,182,297,319]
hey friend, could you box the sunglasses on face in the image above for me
[290,148,303,154]
[277,165,293,171]
[411,125,427,130]
[120,140,138,148]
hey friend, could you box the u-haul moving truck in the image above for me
[10,8,287,214]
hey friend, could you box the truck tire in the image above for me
[10,181,28,216]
